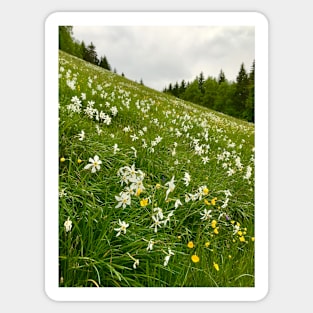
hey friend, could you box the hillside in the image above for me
[58,50,255,287]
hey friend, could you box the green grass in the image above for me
[58,50,255,287]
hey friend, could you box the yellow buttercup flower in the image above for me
[140,198,148,207]
[239,236,245,242]
[203,187,209,195]
[205,241,210,247]
[213,227,219,235]
[213,262,219,271]
[211,220,217,229]
[77,158,82,164]
[187,241,194,249]
[60,157,66,162]
[204,199,210,206]
[251,237,255,242]
[211,197,217,205]
[191,255,200,263]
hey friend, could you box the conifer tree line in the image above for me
[59,26,111,71]
[59,26,254,123]
[163,62,255,123]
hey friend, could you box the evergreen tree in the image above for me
[243,60,255,122]
[99,55,111,71]
[198,72,205,94]
[218,69,226,84]
[179,79,186,94]
[84,42,99,65]
[172,82,180,97]
[234,63,249,118]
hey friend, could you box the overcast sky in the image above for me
[73,26,255,91]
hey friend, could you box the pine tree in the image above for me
[218,69,226,84]
[234,63,249,118]
[243,60,255,122]
[84,42,99,65]
[99,55,111,71]
[198,72,205,94]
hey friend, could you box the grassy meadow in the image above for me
[58,50,255,287]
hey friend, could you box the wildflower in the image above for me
[185,194,191,203]
[147,239,154,251]
[140,198,149,207]
[202,186,209,195]
[187,241,194,249]
[60,157,66,162]
[78,130,85,141]
[84,155,102,173]
[202,156,210,164]
[133,259,139,269]
[115,191,131,209]
[114,219,129,237]
[211,220,217,229]
[130,134,139,141]
[113,143,120,154]
[239,236,245,242]
[213,228,219,235]
[200,208,212,221]
[183,172,191,186]
[213,262,219,271]
[244,165,252,180]
[224,189,232,198]
[165,176,175,200]
[163,211,174,226]
[211,197,217,206]
[174,199,182,209]
[164,248,175,266]
[64,217,72,232]
[59,189,67,198]
[232,224,240,235]
[191,255,200,263]
[77,158,82,164]
[153,207,164,220]
[205,242,210,248]
[130,146,137,158]
[150,215,163,233]
[204,199,210,206]
[251,237,255,242]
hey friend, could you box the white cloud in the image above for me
[73,26,254,91]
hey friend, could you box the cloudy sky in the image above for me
[73,26,254,91]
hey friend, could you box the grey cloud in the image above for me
[73,26,254,91]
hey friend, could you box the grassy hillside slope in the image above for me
[58,50,255,287]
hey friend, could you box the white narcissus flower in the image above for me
[84,155,102,173]
[133,259,139,269]
[64,217,72,232]
[115,191,131,209]
[174,199,182,209]
[78,130,85,141]
[147,239,154,251]
[164,248,175,266]
[165,176,175,200]
[150,215,163,233]
[114,219,129,237]
[183,172,191,186]
[200,209,212,221]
